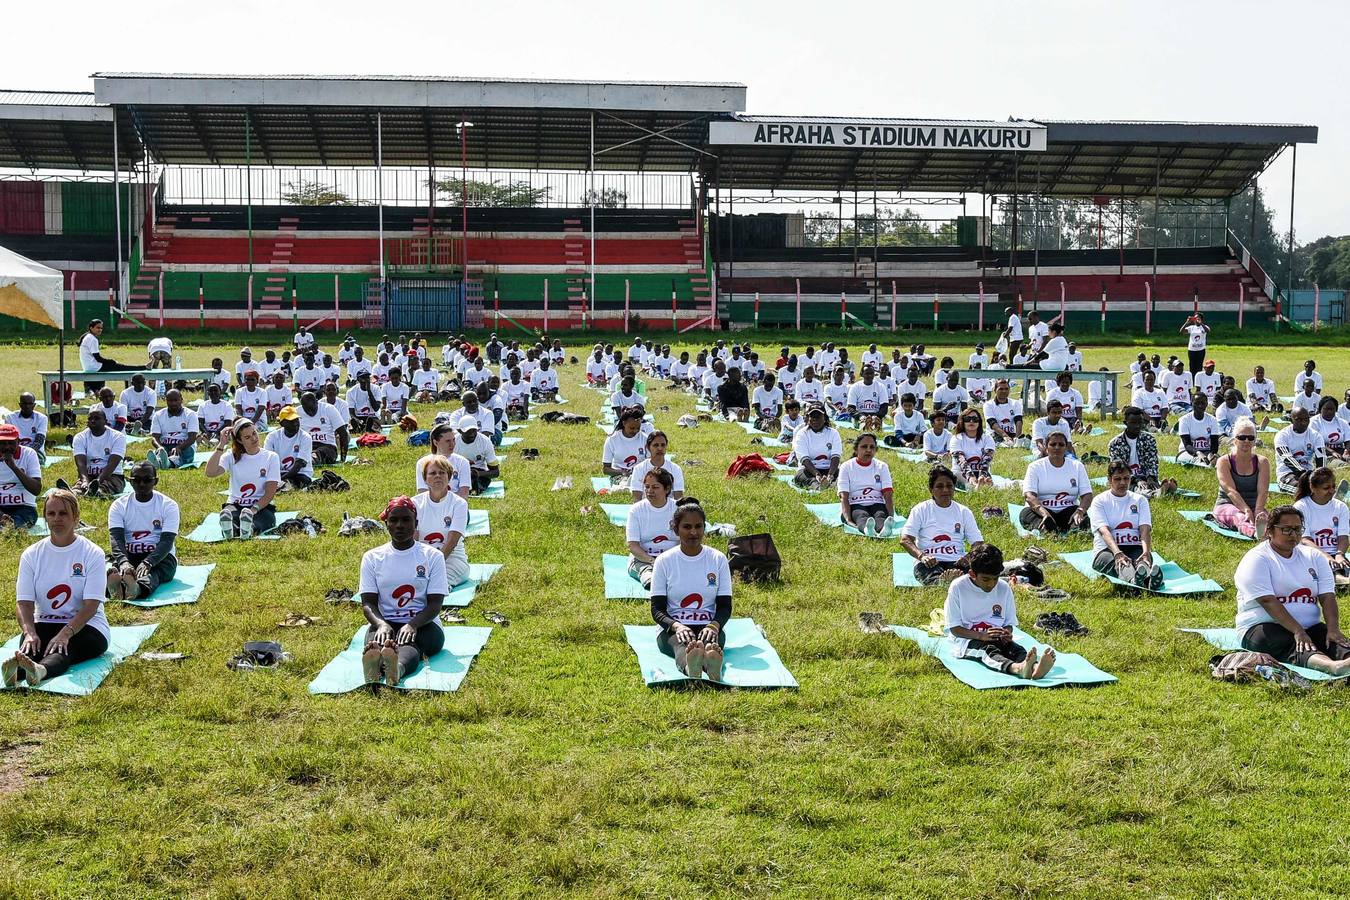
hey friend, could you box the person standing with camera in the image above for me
[1181,313,1210,375]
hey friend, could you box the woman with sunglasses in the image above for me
[1235,504,1350,676]
[1214,417,1270,538]
[950,409,995,490]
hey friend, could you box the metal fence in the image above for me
[384,278,466,332]
[1280,288,1346,326]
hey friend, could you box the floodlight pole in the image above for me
[1287,143,1297,303]
[112,110,123,322]
[377,112,385,281]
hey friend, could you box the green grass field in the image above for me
[1,335,1348,898]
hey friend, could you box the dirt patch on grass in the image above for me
[0,740,44,796]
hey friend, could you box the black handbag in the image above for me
[727,532,781,583]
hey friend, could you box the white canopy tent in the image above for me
[0,244,69,418]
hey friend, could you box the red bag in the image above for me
[727,453,773,477]
[773,451,791,465]
[355,433,389,447]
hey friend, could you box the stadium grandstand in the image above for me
[0,73,1319,333]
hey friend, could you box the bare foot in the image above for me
[14,652,44,685]
[1016,647,1039,679]
[380,640,401,687]
[1032,648,1057,680]
[1,655,18,687]
[703,644,724,682]
[122,576,141,602]
[362,645,383,684]
[685,639,705,679]
[940,567,963,583]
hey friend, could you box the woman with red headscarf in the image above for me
[358,496,450,686]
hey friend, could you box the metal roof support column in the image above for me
[112,109,123,310]
[872,161,879,322]
[1152,147,1160,298]
[246,110,253,277]
[1033,155,1041,308]
[377,111,385,282]
[1286,143,1297,300]
[1010,154,1019,282]
[589,111,596,317]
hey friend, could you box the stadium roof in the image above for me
[0,74,1320,199]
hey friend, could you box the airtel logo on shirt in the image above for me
[239,483,257,498]
[931,536,958,556]
[1278,587,1317,605]
[1315,528,1336,548]
[47,583,72,610]
[131,530,152,540]
[423,532,445,547]
[393,584,417,607]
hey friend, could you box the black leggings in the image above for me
[962,637,1028,674]
[112,551,179,595]
[366,621,445,674]
[19,621,109,680]
[657,623,727,659]
[1188,348,1206,376]
[1091,544,1145,574]
[1020,505,1086,534]
[1241,621,1348,668]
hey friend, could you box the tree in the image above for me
[580,187,628,208]
[281,180,354,206]
[804,208,956,247]
[1301,236,1350,291]
[1226,184,1289,283]
[430,177,550,207]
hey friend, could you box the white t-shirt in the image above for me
[458,434,498,472]
[380,382,411,416]
[416,452,472,494]
[1294,371,1323,394]
[79,332,100,371]
[1087,380,1114,409]
[359,541,450,624]
[206,369,232,393]
[533,368,559,392]
[199,400,234,435]
[147,336,174,356]
[823,382,850,410]
[1185,324,1208,351]
[1178,414,1220,455]
[1132,388,1167,420]
[837,457,892,505]
[629,458,685,495]
[109,490,181,557]
[792,379,823,404]
[1161,371,1193,405]
[0,446,41,508]
[1235,542,1333,639]
[752,385,784,418]
[1006,314,1024,343]
[150,408,199,445]
[923,428,951,455]
[1311,414,1346,450]
[346,385,380,418]
[603,431,649,472]
[1275,426,1323,479]
[1046,387,1084,420]
[983,399,1023,434]
[234,387,268,423]
[944,574,1017,655]
[296,402,343,447]
[625,498,678,557]
[1195,372,1222,402]
[463,366,492,388]
[650,546,731,626]
[1041,336,1070,370]
[95,401,127,427]
[1029,321,1050,349]
[951,433,994,469]
[776,367,798,391]
[932,384,969,414]
[1024,457,1091,510]
[294,366,326,394]
[265,384,294,412]
[1031,416,1072,446]
[219,448,280,507]
[792,426,842,470]
[346,358,373,381]
[503,380,530,406]
[17,535,109,639]
[72,427,126,476]
[1088,490,1151,555]
[893,408,927,436]
[1295,496,1350,554]
[6,410,47,449]
[264,428,314,480]
[1292,391,1322,413]
[1246,378,1277,407]
[413,490,470,562]
[120,386,157,420]
[847,382,886,414]
[902,499,981,559]
[897,379,928,404]
[1216,401,1252,430]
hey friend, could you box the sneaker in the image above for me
[238,508,255,540]
[1114,558,1137,584]
[218,509,236,540]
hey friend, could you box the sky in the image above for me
[5,0,1346,239]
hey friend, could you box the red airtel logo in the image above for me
[239,483,257,498]
[423,532,445,547]
[393,584,417,607]
[47,583,72,610]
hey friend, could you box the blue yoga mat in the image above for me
[803,502,906,538]
[1,624,158,696]
[1008,503,1040,538]
[27,519,96,537]
[1090,476,1202,499]
[603,553,648,599]
[891,553,936,588]
[1058,550,1222,595]
[466,509,490,537]
[125,563,216,607]
[41,454,70,468]
[592,476,628,494]
[624,618,798,688]
[473,481,505,500]
[890,448,928,463]
[1177,509,1254,542]
[1178,627,1347,682]
[308,624,492,694]
[183,510,296,543]
[890,625,1117,690]
[499,436,523,448]
[601,503,631,526]
[774,473,830,494]
[445,563,503,608]
[955,474,1018,493]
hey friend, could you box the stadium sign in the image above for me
[709,119,1047,152]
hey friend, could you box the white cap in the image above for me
[456,414,480,432]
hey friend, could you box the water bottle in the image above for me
[175,354,183,370]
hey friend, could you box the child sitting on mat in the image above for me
[944,543,1055,680]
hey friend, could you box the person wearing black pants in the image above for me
[357,496,449,687]
[106,462,180,602]
[1181,313,1210,376]
[649,498,733,680]
[79,319,136,394]
[3,489,111,687]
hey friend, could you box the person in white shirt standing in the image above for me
[1089,460,1161,588]
[2,489,110,688]
[944,543,1055,680]
[1180,312,1209,375]
[836,433,895,536]
[106,462,180,601]
[649,498,732,681]
[1233,504,1350,676]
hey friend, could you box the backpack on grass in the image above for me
[727,533,781,583]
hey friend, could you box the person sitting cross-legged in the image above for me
[944,543,1056,680]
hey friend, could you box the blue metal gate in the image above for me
[384,278,466,332]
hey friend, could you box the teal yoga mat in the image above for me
[592,476,627,494]
[41,454,69,468]
[27,520,96,537]
[1089,476,1202,499]
[892,553,934,588]
[1,624,157,696]
[466,509,490,537]
[803,502,905,538]
[1161,455,1214,468]
[1178,627,1347,682]
[775,473,829,494]
[125,563,216,607]
[891,448,928,463]
[955,474,1018,493]
[445,563,502,607]
[307,624,492,694]
[499,436,523,448]
[734,420,769,436]
[890,625,1117,690]
[755,436,790,448]
[473,481,505,500]
[624,618,798,688]
[183,510,297,543]
[603,553,648,599]
[1058,550,1223,595]
[1007,503,1090,542]
[600,503,631,526]
[1177,509,1254,542]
